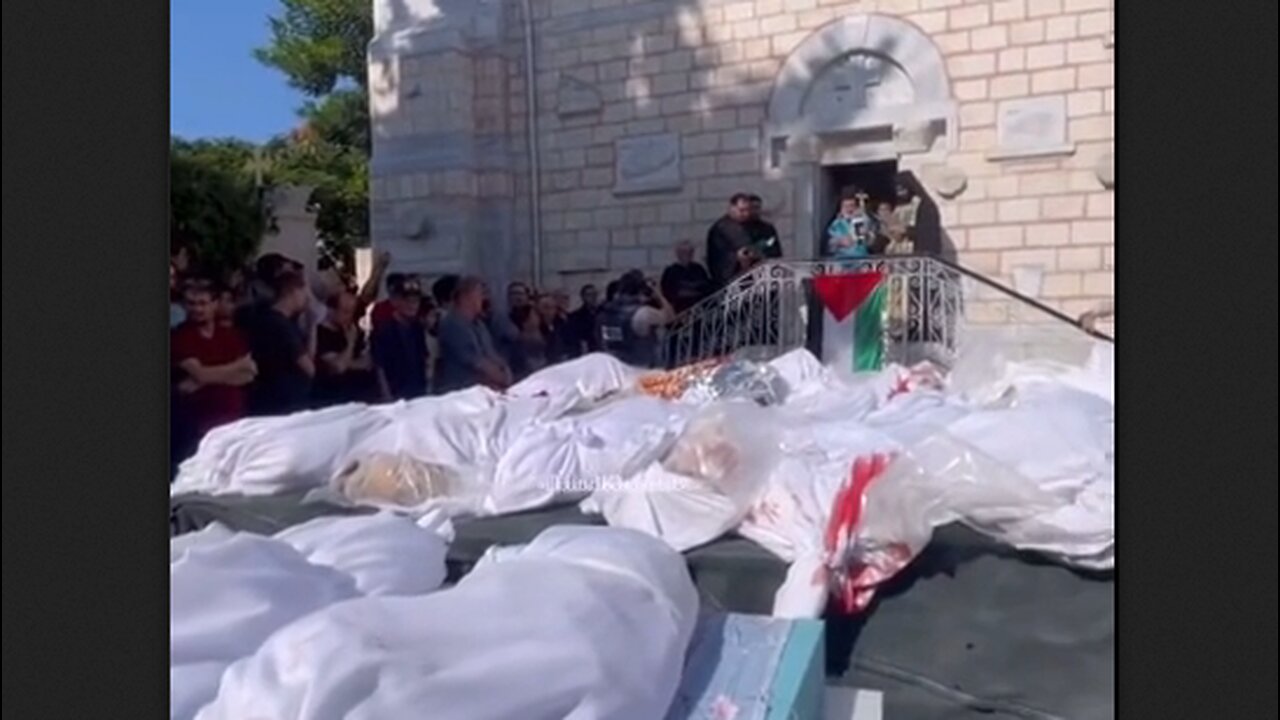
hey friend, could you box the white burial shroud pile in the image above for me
[172,345,1114,618]
[172,522,698,720]
[170,513,450,720]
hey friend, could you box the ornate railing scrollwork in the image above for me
[662,255,1109,370]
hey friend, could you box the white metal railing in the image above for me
[662,256,1112,371]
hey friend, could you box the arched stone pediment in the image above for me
[767,14,955,143]
[803,52,916,125]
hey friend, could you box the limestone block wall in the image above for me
[526,0,1113,315]
[260,185,318,271]
[368,0,527,295]
[529,0,799,293]
[887,0,1116,321]
[369,0,1114,318]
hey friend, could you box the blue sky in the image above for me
[170,0,306,142]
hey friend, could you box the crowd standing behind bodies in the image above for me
[172,252,694,453]
[175,185,925,470]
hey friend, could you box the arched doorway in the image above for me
[763,14,957,259]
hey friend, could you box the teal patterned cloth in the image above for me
[665,613,793,720]
[827,214,871,258]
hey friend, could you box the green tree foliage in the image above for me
[253,0,371,96]
[296,89,370,153]
[170,138,267,273]
[169,0,374,272]
[268,130,370,251]
[256,0,374,253]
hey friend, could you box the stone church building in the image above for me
[368,0,1113,319]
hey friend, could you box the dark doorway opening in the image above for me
[817,160,898,257]
[817,160,951,259]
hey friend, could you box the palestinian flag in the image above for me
[812,272,887,373]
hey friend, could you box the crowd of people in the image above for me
[169,241,685,473]
[169,184,923,472]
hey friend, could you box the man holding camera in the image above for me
[599,270,675,368]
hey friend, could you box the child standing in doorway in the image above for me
[826,189,874,258]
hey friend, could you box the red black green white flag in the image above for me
[812,272,887,373]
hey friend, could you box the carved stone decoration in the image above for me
[614,133,682,195]
[787,135,821,164]
[380,203,465,272]
[766,14,956,145]
[803,51,915,129]
[924,166,968,199]
[1095,152,1115,188]
[893,121,936,155]
[990,96,1075,160]
[557,75,602,117]
[398,207,435,240]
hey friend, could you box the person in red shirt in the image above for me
[215,283,241,330]
[172,279,257,446]
[370,272,409,330]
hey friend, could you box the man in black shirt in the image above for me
[660,240,713,314]
[312,290,377,406]
[246,272,315,416]
[564,284,603,357]
[745,194,783,259]
[370,276,429,400]
[705,193,755,289]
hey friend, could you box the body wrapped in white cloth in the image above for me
[196,526,699,720]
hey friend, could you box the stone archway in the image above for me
[764,14,957,258]
[766,13,955,149]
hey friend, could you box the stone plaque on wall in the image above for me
[614,133,682,195]
[992,96,1073,159]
